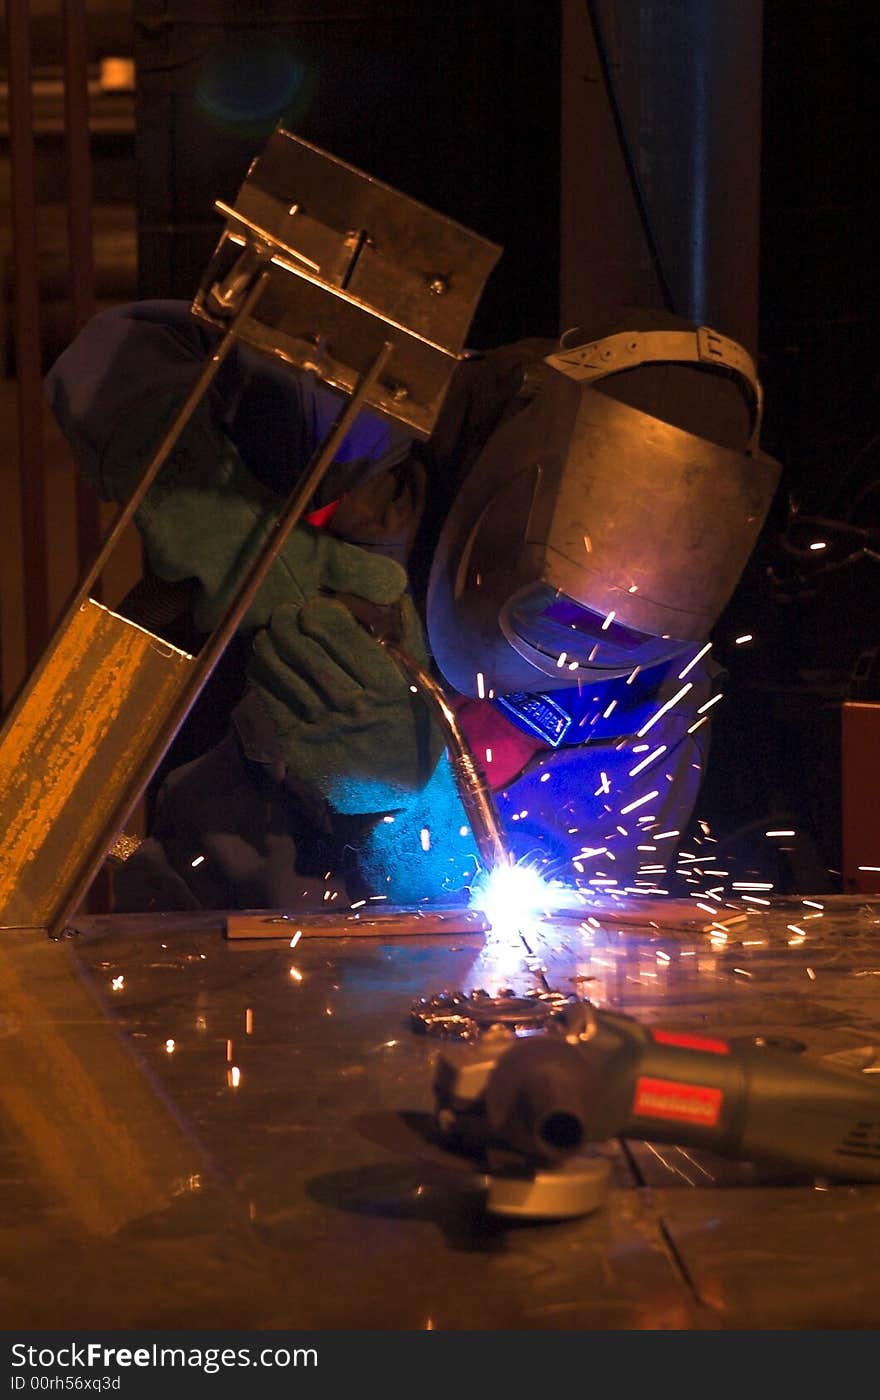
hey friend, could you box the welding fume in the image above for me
[45,180,778,918]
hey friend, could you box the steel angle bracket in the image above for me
[0,128,500,937]
[193,126,501,439]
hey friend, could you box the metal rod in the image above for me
[62,0,103,586]
[62,267,272,624]
[6,0,50,670]
[49,337,396,936]
[382,643,510,873]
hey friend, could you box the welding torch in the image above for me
[431,997,880,1181]
[331,591,510,873]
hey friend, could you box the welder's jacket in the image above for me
[45,301,715,912]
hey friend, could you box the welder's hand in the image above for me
[103,391,406,634]
[247,591,445,814]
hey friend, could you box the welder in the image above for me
[45,298,776,912]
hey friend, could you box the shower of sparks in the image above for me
[678,642,712,679]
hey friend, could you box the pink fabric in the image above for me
[451,694,545,791]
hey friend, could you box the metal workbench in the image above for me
[2,893,879,1330]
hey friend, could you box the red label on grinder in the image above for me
[652,1029,730,1055]
[632,1075,723,1127]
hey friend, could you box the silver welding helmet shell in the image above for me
[426,326,782,698]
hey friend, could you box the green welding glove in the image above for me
[102,391,406,634]
[247,591,445,814]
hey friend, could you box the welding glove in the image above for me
[247,591,446,815]
[348,749,478,903]
[101,390,407,634]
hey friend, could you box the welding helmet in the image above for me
[426,313,781,698]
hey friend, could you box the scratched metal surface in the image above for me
[2,894,879,1329]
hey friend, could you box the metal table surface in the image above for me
[2,893,880,1331]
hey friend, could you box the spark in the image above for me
[594,772,611,796]
[732,968,752,978]
[766,830,795,837]
[165,1039,175,1054]
[628,584,639,593]
[732,881,774,890]
[858,866,880,872]
[228,1066,241,1088]
[246,1008,253,1034]
[476,671,486,699]
[697,693,723,714]
[350,899,366,909]
[583,534,593,553]
[289,930,302,947]
[629,744,667,776]
[806,967,816,980]
[191,854,205,868]
[485,747,493,763]
[111,975,124,991]
[557,652,567,668]
[289,966,303,981]
[540,772,550,783]
[603,699,618,719]
[678,642,712,679]
[653,830,679,840]
[802,899,824,910]
[735,634,753,644]
[420,828,431,851]
[626,666,641,685]
[809,541,827,551]
[601,610,616,630]
[620,790,659,814]
[741,894,771,906]
[637,683,693,736]
[687,715,709,734]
